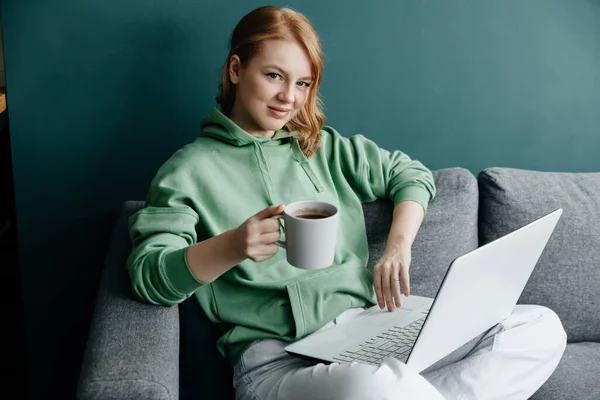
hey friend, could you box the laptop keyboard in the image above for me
[332,314,427,365]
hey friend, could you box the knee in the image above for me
[330,364,388,400]
[332,360,443,400]
[506,305,567,352]
[531,306,567,349]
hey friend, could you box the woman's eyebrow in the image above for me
[265,64,313,81]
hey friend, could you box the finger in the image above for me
[392,271,402,308]
[260,231,281,244]
[400,266,411,297]
[381,266,394,312]
[259,217,282,233]
[373,265,384,309]
[254,204,285,220]
[261,243,279,259]
[256,243,279,257]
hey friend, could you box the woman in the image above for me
[127,5,566,400]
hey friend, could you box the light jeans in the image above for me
[233,305,567,400]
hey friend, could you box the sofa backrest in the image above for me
[478,167,600,343]
[363,167,479,298]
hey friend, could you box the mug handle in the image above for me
[271,214,286,248]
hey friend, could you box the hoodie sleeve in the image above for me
[126,160,205,306]
[325,127,436,213]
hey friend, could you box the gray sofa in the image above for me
[77,167,600,400]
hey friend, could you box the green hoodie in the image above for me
[127,107,436,367]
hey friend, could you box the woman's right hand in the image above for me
[233,205,285,262]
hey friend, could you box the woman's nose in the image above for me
[277,84,295,103]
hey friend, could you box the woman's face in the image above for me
[228,39,314,138]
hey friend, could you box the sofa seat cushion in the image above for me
[364,167,479,298]
[478,168,600,343]
[530,342,600,400]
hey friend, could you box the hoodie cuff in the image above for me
[392,186,432,214]
[164,247,205,295]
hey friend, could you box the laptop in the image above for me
[285,208,563,373]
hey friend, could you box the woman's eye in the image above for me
[267,73,282,80]
[297,81,311,88]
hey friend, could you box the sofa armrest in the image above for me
[78,201,180,400]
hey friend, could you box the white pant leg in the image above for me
[422,305,567,400]
[233,339,445,400]
[233,307,445,400]
[233,305,566,400]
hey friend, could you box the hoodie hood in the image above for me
[200,107,297,146]
[199,107,324,205]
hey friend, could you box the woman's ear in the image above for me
[229,55,242,84]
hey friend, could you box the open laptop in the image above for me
[285,208,563,373]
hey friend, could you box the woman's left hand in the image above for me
[373,241,411,312]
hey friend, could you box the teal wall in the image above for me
[2,0,599,397]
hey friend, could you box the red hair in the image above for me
[216,6,325,157]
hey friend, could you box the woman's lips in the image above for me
[268,106,291,118]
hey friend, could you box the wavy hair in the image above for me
[216,6,325,157]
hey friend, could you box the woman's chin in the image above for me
[262,121,287,132]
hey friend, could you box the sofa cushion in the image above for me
[364,167,479,298]
[530,342,600,400]
[78,201,180,400]
[478,167,600,343]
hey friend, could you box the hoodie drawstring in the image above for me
[251,139,325,207]
[252,142,277,205]
[291,139,324,193]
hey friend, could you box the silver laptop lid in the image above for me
[407,208,563,372]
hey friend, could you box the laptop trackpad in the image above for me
[360,294,433,317]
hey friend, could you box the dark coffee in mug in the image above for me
[277,200,339,269]
[293,208,333,220]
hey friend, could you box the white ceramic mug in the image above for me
[273,200,339,270]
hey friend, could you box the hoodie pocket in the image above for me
[285,264,376,338]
